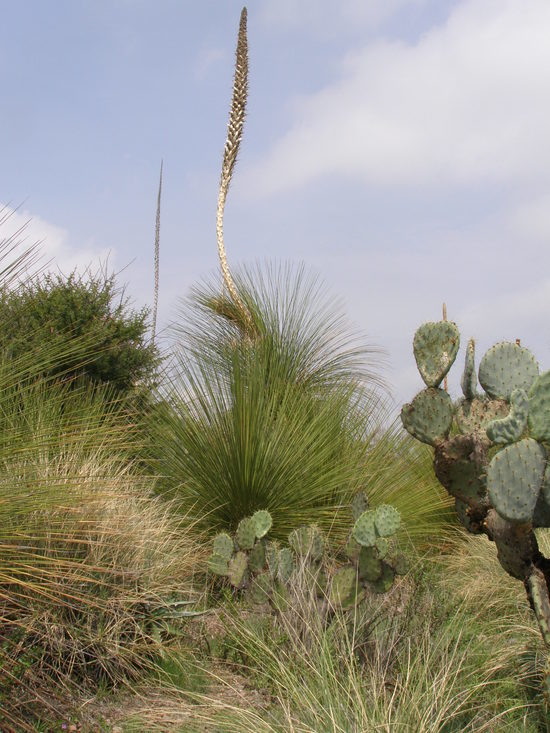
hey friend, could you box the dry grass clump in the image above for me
[0,382,207,732]
[434,528,548,683]
[169,539,546,733]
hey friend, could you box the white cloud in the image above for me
[245,0,550,196]
[0,204,113,284]
[259,0,428,35]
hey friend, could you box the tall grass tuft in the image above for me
[149,263,447,542]
[185,553,546,733]
[0,366,206,730]
[0,231,205,731]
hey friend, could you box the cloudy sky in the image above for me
[1,0,549,408]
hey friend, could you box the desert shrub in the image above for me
[0,267,160,395]
[0,239,203,730]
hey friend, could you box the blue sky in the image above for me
[2,0,550,408]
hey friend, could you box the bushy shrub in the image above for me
[0,268,160,395]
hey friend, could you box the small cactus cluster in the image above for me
[330,492,407,608]
[401,320,550,697]
[208,509,275,589]
[208,500,407,610]
[208,510,301,604]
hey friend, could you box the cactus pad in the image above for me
[393,554,408,576]
[314,569,328,598]
[373,563,395,594]
[353,510,377,547]
[212,532,234,560]
[374,536,389,559]
[249,572,272,604]
[351,492,369,522]
[541,463,550,508]
[208,553,229,576]
[374,505,401,537]
[528,370,550,443]
[401,388,453,446]
[533,487,550,528]
[277,547,294,583]
[345,534,361,561]
[455,397,508,435]
[309,527,325,561]
[288,525,324,561]
[236,517,257,550]
[330,566,357,606]
[487,438,546,523]
[454,497,483,534]
[228,551,249,587]
[478,342,539,401]
[434,439,486,504]
[251,509,272,539]
[461,338,478,399]
[271,580,289,611]
[265,541,279,578]
[485,388,528,444]
[288,527,309,555]
[248,541,266,572]
[358,547,382,581]
[413,321,460,388]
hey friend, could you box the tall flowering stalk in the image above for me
[152,159,163,347]
[216,7,253,331]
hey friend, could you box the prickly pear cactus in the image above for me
[208,510,275,591]
[402,322,550,700]
[331,495,408,609]
[206,511,297,604]
[208,502,408,621]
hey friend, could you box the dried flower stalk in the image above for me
[216,7,253,330]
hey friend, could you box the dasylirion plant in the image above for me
[401,320,550,696]
[331,492,407,608]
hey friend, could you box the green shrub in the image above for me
[0,268,160,395]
